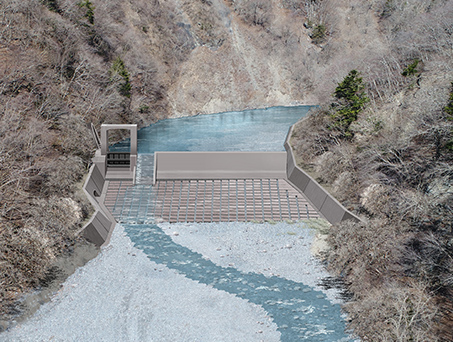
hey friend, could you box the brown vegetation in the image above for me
[1,0,452,340]
[291,1,453,341]
[0,0,179,322]
[231,0,273,28]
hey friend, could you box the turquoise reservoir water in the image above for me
[112,106,314,153]
[118,106,352,341]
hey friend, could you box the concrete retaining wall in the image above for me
[84,163,105,200]
[82,210,113,246]
[284,125,361,224]
[81,124,137,246]
[155,152,287,181]
[82,163,116,246]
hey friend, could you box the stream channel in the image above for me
[1,106,356,341]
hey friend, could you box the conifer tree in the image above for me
[330,69,369,137]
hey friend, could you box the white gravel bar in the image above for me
[160,221,343,304]
[0,224,280,342]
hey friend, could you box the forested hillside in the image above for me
[0,0,452,340]
[291,1,453,340]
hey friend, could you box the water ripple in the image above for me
[125,224,352,341]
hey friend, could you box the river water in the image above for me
[1,106,356,341]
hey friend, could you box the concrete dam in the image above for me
[83,120,359,247]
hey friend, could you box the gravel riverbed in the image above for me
[1,221,352,341]
[159,220,343,304]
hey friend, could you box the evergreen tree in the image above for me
[330,69,369,137]
[111,57,131,98]
[401,59,419,77]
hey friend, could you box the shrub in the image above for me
[401,59,420,77]
[139,104,150,113]
[233,0,272,28]
[281,0,304,14]
[381,0,396,18]
[41,0,60,13]
[310,24,326,45]
[78,0,95,25]
[57,116,95,163]
[345,280,438,341]
[88,32,113,60]
[42,156,85,196]
[290,105,342,162]
[441,82,453,152]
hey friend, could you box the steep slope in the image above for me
[291,1,453,341]
[1,0,452,340]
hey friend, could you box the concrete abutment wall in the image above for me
[284,125,361,225]
[82,124,138,246]
[82,164,116,246]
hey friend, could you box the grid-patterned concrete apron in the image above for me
[104,179,320,223]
